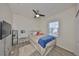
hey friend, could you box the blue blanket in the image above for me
[38,35,56,48]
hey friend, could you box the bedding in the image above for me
[29,35,56,55]
[38,35,56,48]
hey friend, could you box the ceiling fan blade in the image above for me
[39,14,45,16]
[33,9,37,14]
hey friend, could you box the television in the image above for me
[0,21,11,40]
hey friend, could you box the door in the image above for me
[12,30,18,46]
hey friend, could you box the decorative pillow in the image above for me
[36,32,44,36]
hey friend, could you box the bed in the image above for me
[29,35,56,56]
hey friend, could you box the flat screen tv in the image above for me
[0,21,11,40]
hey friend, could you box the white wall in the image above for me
[0,4,12,24]
[12,14,41,38]
[39,7,76,53]
[0,4,13,55]
[74,4,79,55]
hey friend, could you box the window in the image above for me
[48,21,59,37]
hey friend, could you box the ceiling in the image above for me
[9,3,76,19]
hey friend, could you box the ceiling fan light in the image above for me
[36,14,40,17]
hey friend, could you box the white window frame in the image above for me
[48,20,59,37]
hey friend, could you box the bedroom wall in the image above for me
[74,4,79,55]
[0,4,12,24]
[39,7,76,53]
[0,4,13,55]
[12,14,41,38]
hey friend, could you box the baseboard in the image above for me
[57,46,76,56]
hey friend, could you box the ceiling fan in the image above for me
[33,9,45,18]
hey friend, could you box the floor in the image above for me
[9,41,75,56]
[30,46,75,56]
